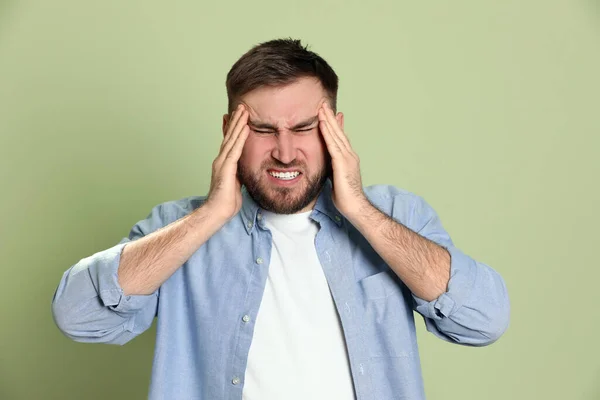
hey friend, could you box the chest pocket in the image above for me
[358,270,418,358]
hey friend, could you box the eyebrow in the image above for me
[249,116,319,131]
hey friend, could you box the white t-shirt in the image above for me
[242,209,355,400]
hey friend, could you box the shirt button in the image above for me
[335,215,341,222]
[257,213,262,220]
[256,257,263,264]
[242,315,251,323]
[247,221,253,229]
[232,377,240,385]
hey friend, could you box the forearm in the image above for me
[118,203,228,295]
[347,200,450,301]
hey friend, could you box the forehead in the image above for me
[240,77,327,125]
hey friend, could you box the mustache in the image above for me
[261,160,306,170]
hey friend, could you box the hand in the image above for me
[318,103,368,218]
[205,104,250,220]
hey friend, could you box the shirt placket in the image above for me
[228,213,272,399]
[315,218,375,400]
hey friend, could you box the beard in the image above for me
[237,159,330,214]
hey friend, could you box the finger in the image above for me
[221,105,245,151]
[221,117,250,162]
[221,109,248,156]
[214,114,248,172]
[319,113,342,156]
[320,105,346,151]
[319,109,344,154]
[220,106,243,151]
[322,103,351,151]
[225,125,250,163]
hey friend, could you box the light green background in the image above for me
[1,1,598,399]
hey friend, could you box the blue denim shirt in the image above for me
[52,180,510,400]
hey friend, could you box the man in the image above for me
[52,38,510,400]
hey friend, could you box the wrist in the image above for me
[194,201,233,227]
[343,197,376,226]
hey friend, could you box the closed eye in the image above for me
[252,127,316,134]
[293,127,317,133]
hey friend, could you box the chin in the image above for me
[239,164,327,214]
[257,185,312,214]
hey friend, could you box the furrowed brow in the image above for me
[249,116,319,131]
[248,120,278,131]
[289,116,319,130]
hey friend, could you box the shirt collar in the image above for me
[240,178,343,235]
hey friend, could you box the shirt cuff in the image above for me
[90,241,158,314]
[412,245,477,320]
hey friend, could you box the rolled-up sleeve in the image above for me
[403,195,510,346]
[51,205,164,345]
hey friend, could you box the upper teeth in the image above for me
[269,171,300,180]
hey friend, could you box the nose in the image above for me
[272,133,297,165]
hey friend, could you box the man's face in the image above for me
[223,77,343,214]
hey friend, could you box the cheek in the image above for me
[239,136,272,166]
[314,129,328,157]
[300,136,327,164]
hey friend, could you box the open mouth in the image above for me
[267,169,302,184]
[269,170,300,180]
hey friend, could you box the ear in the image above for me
[336,112,344,130]
[222,114,230,137]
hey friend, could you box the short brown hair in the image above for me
[225,38,339,113]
